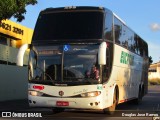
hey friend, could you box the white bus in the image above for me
[17,6,149,114]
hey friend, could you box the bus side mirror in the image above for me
[98,42,106,65]
[16,44,31,66]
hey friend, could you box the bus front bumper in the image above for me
[28,95,105,110]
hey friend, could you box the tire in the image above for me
[103,91,117,115]
[133,87,142,105]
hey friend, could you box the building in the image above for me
[0,19,33,48]
[0,19,33,65]
[148,62,160,79]
[0,19,33,101]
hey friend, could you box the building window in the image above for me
[148,69,157,72]
[0,35,7,45]
[0,34,18,47]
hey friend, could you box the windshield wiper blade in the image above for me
[34,66,55,83]
[63,77,93,83]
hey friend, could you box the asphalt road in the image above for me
[1,85,160,120]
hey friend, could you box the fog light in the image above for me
[95,102,99,106]
[33,101,36,104]
[90,103,93,106]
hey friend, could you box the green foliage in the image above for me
[0,0,37,22]
[149,56,153,64]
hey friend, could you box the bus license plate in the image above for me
[56,101,69,106]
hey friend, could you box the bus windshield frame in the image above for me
[28,44,101,86]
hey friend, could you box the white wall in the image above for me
[148,67,160,79]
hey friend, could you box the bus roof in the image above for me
[40,6,113,14]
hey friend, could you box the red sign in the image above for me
[33,85,44,90]
[56,101,69,106]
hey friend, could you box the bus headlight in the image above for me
[28,90,43,96]
[80,91,101,97]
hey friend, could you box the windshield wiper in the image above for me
[63,77,83,81]
[63,77,94,84]
[35,66,54,82]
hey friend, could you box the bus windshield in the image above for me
[29,45,101,85]
[32,11,104,41]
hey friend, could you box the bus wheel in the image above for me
[103,91,117,115]
[52,107,65,113]
[133,88,142,105]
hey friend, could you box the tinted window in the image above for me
[32,11,104,41]
[121,25,129,48]
[144,42,148,56]
[104,13,113,41]
[114,17,148,57]
[114,17,128,48]
[114,17,122,44]
[29,45,102,85]
[114,18,128,48]
[0,35,7,45]
[127,28,134,52]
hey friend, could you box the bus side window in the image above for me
[114,17,122,45]
[104,12,113,41]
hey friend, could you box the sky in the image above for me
[11,0,160,63]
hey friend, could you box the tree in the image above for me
[0,0,37,22]
[149,56,153,64]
